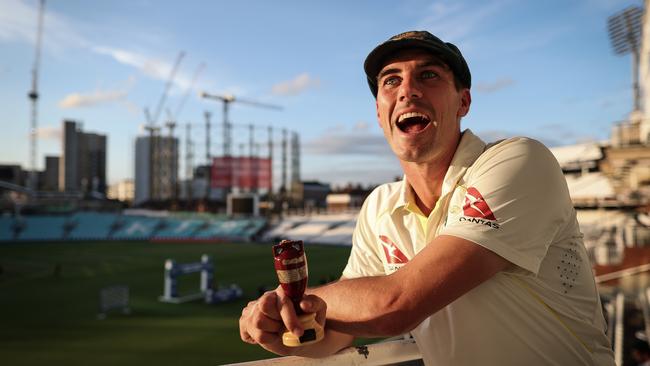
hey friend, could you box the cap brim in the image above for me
[363,38,468,98]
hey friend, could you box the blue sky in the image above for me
[0,0,642,187]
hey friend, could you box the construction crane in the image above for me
[27,0,45,191]
[173,62,205,121]
[199,92,282,157]
[149,51,185,127]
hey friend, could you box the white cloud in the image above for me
[58,77,135,109]
[92,46,193,90]
[272,73,320,96]
[33,125,61,141]
[354,121,371,131]
[0,0,195,94]
[0,0,88,53]
[475,78,515,93]
[417,0,508,42]
[58,89,128,108]
[305,126,391,156]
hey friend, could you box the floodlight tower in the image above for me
[27,0,45,191]
[608,6,643,112]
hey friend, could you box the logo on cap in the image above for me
[379,235,409,264]
[463,187,496,221]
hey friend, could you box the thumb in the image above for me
[300,294,327,325]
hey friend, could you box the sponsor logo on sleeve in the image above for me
[379,235,409,264]
[459,187,500,229]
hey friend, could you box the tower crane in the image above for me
[199,92,282,157]
[27,0,45,191]
[142,51,185,202]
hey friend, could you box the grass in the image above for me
[0,241,352,366]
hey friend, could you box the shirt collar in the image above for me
[392,128,486,215]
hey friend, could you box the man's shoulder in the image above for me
[479,136,555,165]
[363,181,403,212]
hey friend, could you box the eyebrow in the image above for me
[376,59,449,81]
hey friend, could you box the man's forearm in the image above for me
[308,235,511,338]
[308,275,411,337]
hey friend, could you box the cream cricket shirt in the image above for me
[342,129,614,365]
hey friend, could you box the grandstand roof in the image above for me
[549,142,604,169]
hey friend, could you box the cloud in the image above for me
[58,77,135,109]
[475,128,586,148]
[417,0,508,42]
[59,89,128,108]
[0,0,87,53]
[272,73,320,96]
[305,127,391,156]
[474,78,515,93]
[92,46,194,90]
[354,121,371,131]
[303,164,400,187]
[0,0,195,93]
[33,125,61,141]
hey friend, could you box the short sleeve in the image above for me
[440,138,572,275]
[342,192,386,279]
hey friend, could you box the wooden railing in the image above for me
[223,337,422,366]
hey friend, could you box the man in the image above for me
[240,31,615,365]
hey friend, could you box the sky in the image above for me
[0,0,643,188]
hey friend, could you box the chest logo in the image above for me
[379,235,409,264]
[463,187,496,221]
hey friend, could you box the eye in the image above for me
[421,70,439,79]
[382,75,400,87]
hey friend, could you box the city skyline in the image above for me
[0,0,642,187]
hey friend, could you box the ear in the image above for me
[457,89,471,118]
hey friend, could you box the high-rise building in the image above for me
[134,135,178,205]
[59,120,107,194]
[43,156,59,191]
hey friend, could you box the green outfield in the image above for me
[0,241,352,366]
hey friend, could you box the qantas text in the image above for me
[459,216,500,229]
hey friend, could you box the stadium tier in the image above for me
[263,214,357,246]
[17,216,67,241]
[0,216,14,241]
[110,215,165,240]
[310,220,356,246]
[0,212,358,244]
[152,219,205,239]
[67,212,117,240]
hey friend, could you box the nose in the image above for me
[398,77,422,102]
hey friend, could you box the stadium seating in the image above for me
[263,213,357,245]
[153,219,205,239]
[67,212,117,240]
[0,216,15,242]
[193,219,248,240]
[18,215,67,241]
[311,220,356,246]
[240,218,267,239]
[0,212,270,243]
[110,215,161,240]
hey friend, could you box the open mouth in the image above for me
[396,112,431,133]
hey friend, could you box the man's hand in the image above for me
[239,285,327,356]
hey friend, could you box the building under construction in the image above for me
[134,134,178,205]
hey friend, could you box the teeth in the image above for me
[398,112,430,123]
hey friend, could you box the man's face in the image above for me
[375,49,471,164]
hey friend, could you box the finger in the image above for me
[276,288,302,337]
[239,313,257,344]
[251,308,284,333]
[247,328,280,345]
[257,291,282,320]
[300,294,327,325]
